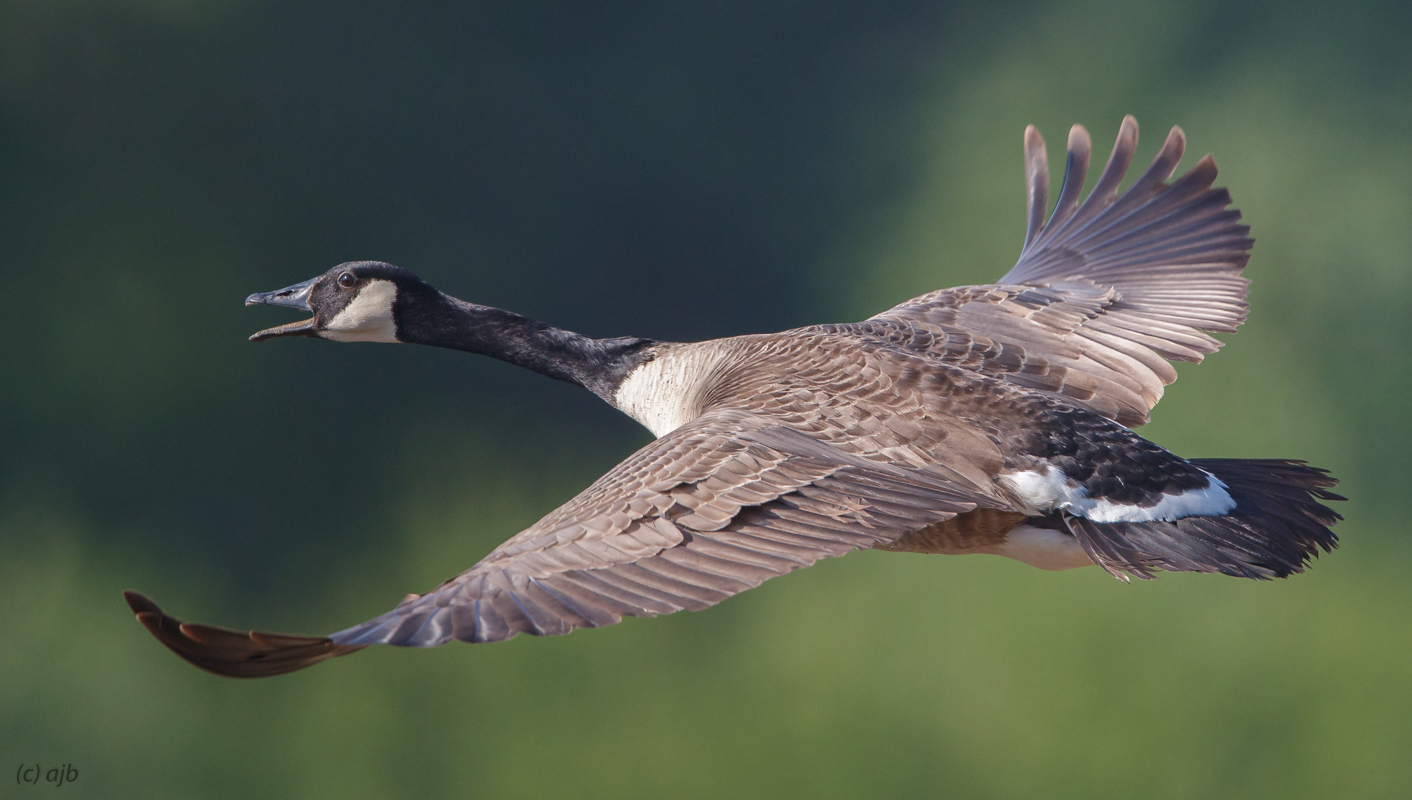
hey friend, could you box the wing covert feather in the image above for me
[837,116,1251,427]
[330,411,984,648]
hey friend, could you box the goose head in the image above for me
[246,260,658,398]
[246,261,434,343]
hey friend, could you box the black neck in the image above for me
[394,290,656,400]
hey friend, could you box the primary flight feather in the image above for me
[126,117,1342,678]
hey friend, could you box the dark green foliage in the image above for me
[2,1,1409,797]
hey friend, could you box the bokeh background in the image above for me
[3,0,1410,797]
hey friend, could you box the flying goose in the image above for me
[126,117,1342,678]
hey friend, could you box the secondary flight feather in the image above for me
[126,117,1341,678]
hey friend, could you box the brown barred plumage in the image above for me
[126,117,1340,678]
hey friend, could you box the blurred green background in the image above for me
[2,0,1409,797]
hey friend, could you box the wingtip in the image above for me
[123,589,158,615]
[122,590,364,679]
[132,610,165,637]
[1067,124,1091,152]
[1161,124,1187,162]
[1168,123,1186,147]
[1023,125,1051,249]
[1193,152,1218,177]
[1114,115,1139,154]
[1024,124,1044,148]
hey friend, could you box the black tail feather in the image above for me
[1065,459,1342,581]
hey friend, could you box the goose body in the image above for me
[127,117,1342,678]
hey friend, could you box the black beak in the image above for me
[246,278,318,342]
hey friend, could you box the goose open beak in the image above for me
[246,278,318,342]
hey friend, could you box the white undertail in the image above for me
[1000,463,1235,523]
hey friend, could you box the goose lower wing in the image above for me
[830,116,1251,427]
[128,409,991,677]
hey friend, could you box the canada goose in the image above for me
[126,116,1342,678]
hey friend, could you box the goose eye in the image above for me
[337,272,357,289]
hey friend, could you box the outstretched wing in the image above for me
[128,409,988,677]
[840,116,1251,427]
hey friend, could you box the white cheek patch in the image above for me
[321,280,399,343]
[1000,464,1235,522]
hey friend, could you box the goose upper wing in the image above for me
[128,406,992,677]
[834,116,1252,427]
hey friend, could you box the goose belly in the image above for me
[878,508,1026,554]
[878,509,1093,571]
